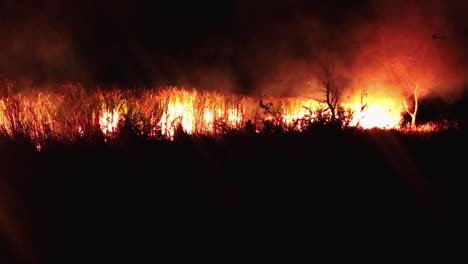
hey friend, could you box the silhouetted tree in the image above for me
[387,54,427,128]
[313,51,348,122]
[377,17,454,128]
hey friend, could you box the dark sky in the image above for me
[1,0,468,95]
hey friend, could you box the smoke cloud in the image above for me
[0,0,467,100]
[0,1,85,86]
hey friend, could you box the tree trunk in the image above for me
[326,87,336,121]
[329,104,336,121]
[402,84,421,129]
[410,112,416,128]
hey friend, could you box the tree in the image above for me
[371,8,454,129]
[385,39,449,128]
[403,83,421,128]
[313,51,348,122]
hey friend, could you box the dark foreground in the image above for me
[1,127,467,262]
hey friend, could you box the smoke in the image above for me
[0,0,85,87]
[232,0,468,102]
[348,0,468,102]
[1,0,468,102]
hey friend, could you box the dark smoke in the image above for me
[0,0,467,99]
[0,1,85,85]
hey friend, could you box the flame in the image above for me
[349,98,402,129]
[0,84,449,145]
[99,110,120,135]
[157,89,196,138]
[279,99,323,125]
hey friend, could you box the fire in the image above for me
[154,88,248,138]
[159,99,195,138]
[349,98,402,129]
[99,110,120,135]
[0,83,449,144]
[279,98,323,126]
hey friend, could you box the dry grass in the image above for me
[0,80,452,147]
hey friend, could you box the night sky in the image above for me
[1,0,468,95]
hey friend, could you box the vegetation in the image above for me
[1,79,467,264]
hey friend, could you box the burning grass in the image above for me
[0,81,455,148]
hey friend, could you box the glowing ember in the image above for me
[77,126,84,136]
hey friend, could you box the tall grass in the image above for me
[0,80,449,148]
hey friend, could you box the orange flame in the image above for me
[99,110,120,135]
[0,85,449,144]
[349,98,402,129]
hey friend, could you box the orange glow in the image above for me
[0,85,449,144]
[349,97,402,129]
[99,110,120,135]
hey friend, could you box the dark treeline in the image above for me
[0,125,467,263]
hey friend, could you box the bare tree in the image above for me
[377,19,451,129]
[313,52,347,122]
[402,83,421,128]
[386,43,440,128]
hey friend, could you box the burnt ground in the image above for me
[1,126,467,262]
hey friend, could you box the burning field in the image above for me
[1,79,465,263]
[3,1,468,262]
[0,80,456,148]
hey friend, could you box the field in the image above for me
[0,83,467,263]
